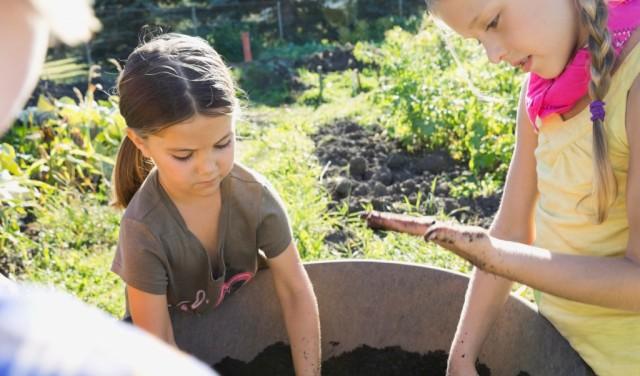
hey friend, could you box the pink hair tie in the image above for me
[590,100,606,121]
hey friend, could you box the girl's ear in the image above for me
[126,128,151,158]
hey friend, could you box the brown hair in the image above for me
[112,33,238,208]
[576,0,617,223]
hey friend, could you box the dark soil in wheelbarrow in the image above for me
[214,342,529,376]
[311,121,500,243]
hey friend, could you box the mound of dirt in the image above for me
[295,46,364,73]
[312,121,500,232]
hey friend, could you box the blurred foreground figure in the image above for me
[0,285,216,376]
[0,1,217,375]
[0,0,99,134]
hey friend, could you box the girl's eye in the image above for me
[173,154,193,161]
[486,14,500,31]
[215,140,232,149]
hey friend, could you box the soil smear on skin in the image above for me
[214,342,532,376]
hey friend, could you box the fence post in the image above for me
[84,42,93,67]
[241,32,253,62]
[191,6,198,34]
[277,1,284,40]
[351,68,361,96]
[399,0,404,17]
[317,66,324,107]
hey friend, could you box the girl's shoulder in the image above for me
[224,163,288,217]
[226,162,271,187]
[121,169,168,226]
[225,163,283,202]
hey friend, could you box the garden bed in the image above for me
[312,120,500,231]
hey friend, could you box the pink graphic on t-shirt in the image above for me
[214,272,254,308]
[174,272,255,313]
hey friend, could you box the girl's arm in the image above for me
[428,75,640,313]
[267,242,321,376]
[127,285,177,347]
[626,76,640,268]
[446,79,540,376]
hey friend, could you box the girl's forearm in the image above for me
[281,290,321,376]
[488,239,640,312]
[448,224,529,370]
[448,269,513,367]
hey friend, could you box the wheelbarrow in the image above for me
[171,260,592,375]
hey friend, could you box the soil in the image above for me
[214,342,509,376]
[311,121,500,241]
[295,46,364,73]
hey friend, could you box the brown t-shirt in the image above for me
[111,163,292,315]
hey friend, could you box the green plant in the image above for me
[2,89,125,198]
[354,17,521,180]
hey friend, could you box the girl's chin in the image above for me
[532,62,567,80]
[533,70,556,79]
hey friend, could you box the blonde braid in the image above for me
[577,0,618,223]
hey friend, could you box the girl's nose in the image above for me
[198,150,218,176]
[483,39,507,64]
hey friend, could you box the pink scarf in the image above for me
[526,0,640,128]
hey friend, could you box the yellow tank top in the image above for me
[534,42,640,376]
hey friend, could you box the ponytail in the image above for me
[111,136,153,208]
[577,0,618,223]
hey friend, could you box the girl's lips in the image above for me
[197,177,218,186]
[511,56,533,72]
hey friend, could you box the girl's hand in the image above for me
[363,211,497,271]
[424,222,497,272]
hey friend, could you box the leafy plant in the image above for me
[354,17,521,179]
[2,87,125,198]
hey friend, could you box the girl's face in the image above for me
[431,0,585,79]
[129,113,235,200]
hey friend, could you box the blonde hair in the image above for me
[424,0,619,222]
[577,0,618,223]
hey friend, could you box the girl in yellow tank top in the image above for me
[416,1,640,375]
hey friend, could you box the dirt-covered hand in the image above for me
[424,222,496,271]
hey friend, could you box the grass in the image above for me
[15,191,124,316]
[239,80,475,276]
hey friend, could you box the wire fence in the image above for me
[44,1,425,84]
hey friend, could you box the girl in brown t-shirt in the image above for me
[110,33,320,376]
